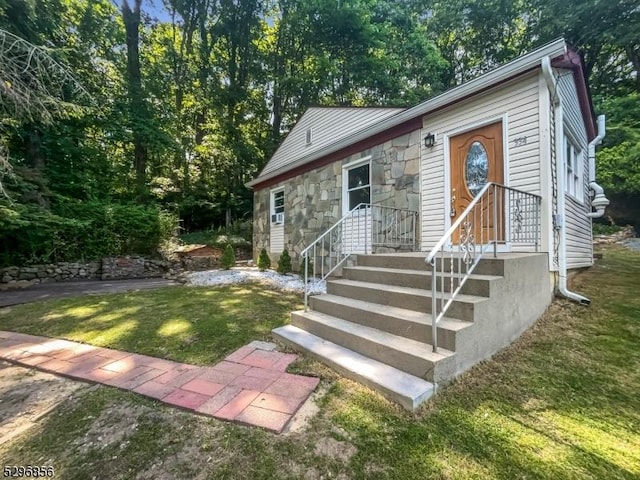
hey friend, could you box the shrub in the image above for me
[257,248,271,271]
[221,244,236,269]
[298,255,314,278]
[277,249,292,274]
[0,198,177,267]
[592,223,623,235]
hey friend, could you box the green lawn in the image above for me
[0,284,302,365]
[1,246,639,479]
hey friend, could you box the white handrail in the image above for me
[302,203,418,310]
[426,183,541,352]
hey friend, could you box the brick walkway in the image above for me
[0,331,319,433]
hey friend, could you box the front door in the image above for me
[343,161,371,254]
[449,121,504,244]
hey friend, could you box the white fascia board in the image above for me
[247,38,568,189]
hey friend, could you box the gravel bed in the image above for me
[185,267,326,295]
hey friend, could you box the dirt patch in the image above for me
[0,361,87,445]
[71,403,149,455]
[314,437,357,463]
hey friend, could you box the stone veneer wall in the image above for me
[253,129,422,265]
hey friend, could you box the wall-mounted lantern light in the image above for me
[424,132,435,148]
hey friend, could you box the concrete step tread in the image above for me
[328,278,488,304]
[272,325,434,410]
[344,265,502,281]
[293,309,455,362]
[313,294,472,332]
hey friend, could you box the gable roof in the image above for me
[249,38,592,189]
[259,107,405,178]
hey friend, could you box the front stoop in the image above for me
[272,325,434,410]
[274,252,552,411]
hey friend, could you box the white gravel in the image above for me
[185,267,327,295]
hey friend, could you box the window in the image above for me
[346,162,370,211]
[270,188,284,224]
[564,134,582,200]
[306,128,312,146]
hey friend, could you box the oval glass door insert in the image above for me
[465,141,489,196]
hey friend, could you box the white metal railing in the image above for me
[426,183,541,352]
[302,203,418,310]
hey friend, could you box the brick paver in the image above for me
[0,330,318,433]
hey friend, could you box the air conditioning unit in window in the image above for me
[271,212,284,225]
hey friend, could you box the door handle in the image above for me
[450,189,457,217]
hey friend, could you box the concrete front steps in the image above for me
[273,252,552,410]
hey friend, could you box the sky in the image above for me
[112,0,173,22]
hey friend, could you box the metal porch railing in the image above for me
[426,183,542,352]
[301,203,419,310]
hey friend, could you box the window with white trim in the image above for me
[564,134,582,200]
[345,162,370,210]
[270,188,285,224]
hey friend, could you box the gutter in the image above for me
[542,56,590,305]
[247,38,568,189]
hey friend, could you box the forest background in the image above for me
[0,0,638,266]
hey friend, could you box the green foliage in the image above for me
[0,198,176,267]
[592,223,623,235]
[220,244,235,270]
[179,220,252,249]
[276,248,292,274]
[298,255,313,278]
[257,248,271,272]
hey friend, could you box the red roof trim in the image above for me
[252,117,422,190]
[551,50,597,141]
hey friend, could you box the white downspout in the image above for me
[542,57,591,305]
[587,115,609,218]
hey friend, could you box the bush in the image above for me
[0,198,177,267]
[592,223,623,235]
[257,248,271,271]
[221,244,236,269]
[277,249,292,274]
[298,255,314,278]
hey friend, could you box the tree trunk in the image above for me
[122,0,147,198]
[25,127,45,171]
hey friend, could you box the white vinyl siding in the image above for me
[556,69,593,269]
[260,107,404,178]
[420,72,541,251]
[270,187,285,253]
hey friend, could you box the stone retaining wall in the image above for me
[1,247,254,286]
[593,225,636,246]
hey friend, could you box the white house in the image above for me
[247,38,609,409]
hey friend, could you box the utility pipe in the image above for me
[586,114,609,218]
[542,57,591,305]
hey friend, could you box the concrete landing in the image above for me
[0,331,319,433]
[273,325,434,410]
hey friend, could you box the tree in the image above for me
[0,28,92,196]
[122,0,150,197]
[277,248,292,274]
[221,243,235,269]
[257,248,271,271]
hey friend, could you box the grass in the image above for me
[1,246,639,479]
[0,285,302,365]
